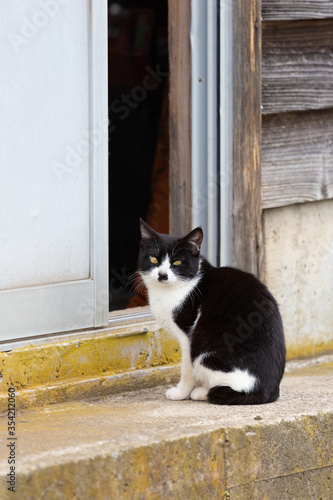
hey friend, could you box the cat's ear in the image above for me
[139,219,158,243]
[183,227,203,255]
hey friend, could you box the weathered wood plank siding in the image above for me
[262,1,333,21]
[233,0,262,275]
[168,0,192,235]
[262,20,333,114]
[262,110,333,208]
[261,0,333,212]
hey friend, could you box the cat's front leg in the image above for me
[166,340,195,400]
[166,382,194,400]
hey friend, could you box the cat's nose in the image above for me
[158,271,168,281]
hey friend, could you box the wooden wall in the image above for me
[232,0,262,275]
[261,0,333,209]
[168,0,192,236]
[168,1,333,276]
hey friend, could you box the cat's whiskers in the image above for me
[127,271,147,296]
[134,279,149,298]
[127,270,140,282]
[126,271,141,287]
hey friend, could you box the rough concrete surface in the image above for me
[263,200,333,359]
[0,362,332,499]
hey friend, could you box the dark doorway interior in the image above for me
[108,0,169,311]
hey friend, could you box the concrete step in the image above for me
[0,358,332,500]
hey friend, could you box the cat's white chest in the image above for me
[148,285,185,337]
[143,276,200,342]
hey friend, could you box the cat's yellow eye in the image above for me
[173,260,182,266]
[150,256,158,264]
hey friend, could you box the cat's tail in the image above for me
[208,386,280,405]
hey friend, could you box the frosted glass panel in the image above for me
[0,0,90,290]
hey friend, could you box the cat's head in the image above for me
[138,219,203,286]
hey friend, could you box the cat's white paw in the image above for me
[166,386,191,400]
[190,387,209,401]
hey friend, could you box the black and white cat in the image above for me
[139,219,286,405]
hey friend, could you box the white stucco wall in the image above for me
[263,199,333,358]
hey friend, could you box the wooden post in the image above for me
[233,0,263,276]
[168,0,192,236]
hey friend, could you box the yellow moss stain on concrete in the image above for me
[94,432,225,500]
[286,336,333,361]
[2,328,331,391]
[299,414,333,467]
[286,361,333,377]
[0,430,226,500]
[4,364,180,412]
[1,319,332,412]
[225,413,333,500]
[0,378,332,499]
[0,328,181,394]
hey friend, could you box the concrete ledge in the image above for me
[0,325,181,412]
[0,364,180,412]
[0,362,332,499]
[1,321,332,413]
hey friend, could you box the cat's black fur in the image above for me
[139,219,286,405]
